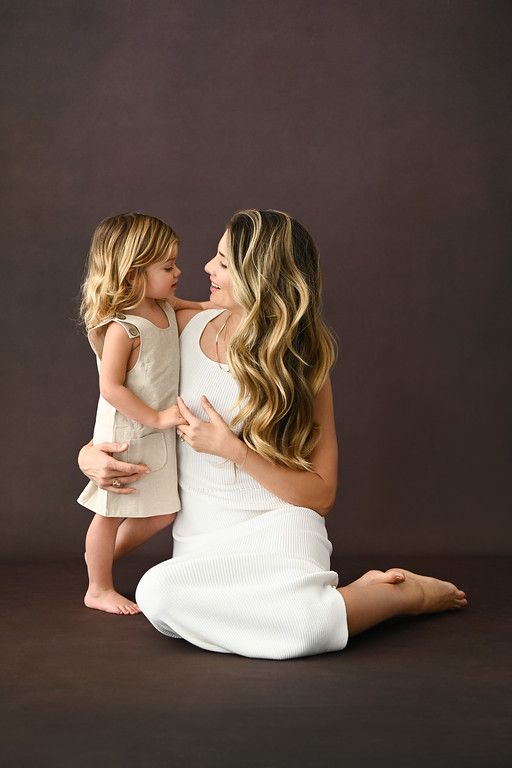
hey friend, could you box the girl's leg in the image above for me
[84,514,140,615]
[113,513,176,561]
[339,568,468,637]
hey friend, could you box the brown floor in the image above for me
[1,555,510,768]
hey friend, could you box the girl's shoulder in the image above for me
[87,315,140,358]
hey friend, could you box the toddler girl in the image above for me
[78,212,199,615]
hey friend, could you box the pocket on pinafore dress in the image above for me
[113,428,168,472]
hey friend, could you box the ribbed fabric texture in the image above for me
[135,309,348,659]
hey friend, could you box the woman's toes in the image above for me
[386,569,406,582]
[359,569,406,586]
[363,570,387,585]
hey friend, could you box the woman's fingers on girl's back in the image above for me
[110,459,149,476]
[107,485,137,494]
[115,473,145,485]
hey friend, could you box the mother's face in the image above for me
[204,230,240,312]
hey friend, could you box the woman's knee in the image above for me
[135,564,170,619]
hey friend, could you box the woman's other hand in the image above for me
[176,396,245,463]
[78,441,149,493]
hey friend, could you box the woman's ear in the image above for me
[126,269,136,285]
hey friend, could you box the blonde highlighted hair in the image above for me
[226,209,337,471]
[80,212,179,330]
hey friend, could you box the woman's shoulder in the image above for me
[176,308,202,334]
[176,307,223,335]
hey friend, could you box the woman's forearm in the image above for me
[177,394,338,517]
[228,438,336,516]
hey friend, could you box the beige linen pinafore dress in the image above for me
[77,301,180,518]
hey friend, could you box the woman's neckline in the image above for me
[197,310,230,370]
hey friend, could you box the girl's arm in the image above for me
[168,295,215,311]
[177,378,338,517]
[100,322,186,430]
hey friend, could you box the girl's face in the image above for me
[145,244,181,300]
[204,230,239,310]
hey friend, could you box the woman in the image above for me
[79,209,467,659]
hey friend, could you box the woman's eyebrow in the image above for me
[218,250,227,259]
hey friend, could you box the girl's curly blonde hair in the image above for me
[80,212,179,330]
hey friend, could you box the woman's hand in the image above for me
[176,396,245,463]
[78,440,149,493]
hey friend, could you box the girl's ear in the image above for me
[126,269,136,285]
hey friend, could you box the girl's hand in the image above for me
[78,441,149,493]
[156,405,188,430]
[176,395,245,462]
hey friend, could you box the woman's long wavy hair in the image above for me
[80,213,179,330]
[226,209,337,471]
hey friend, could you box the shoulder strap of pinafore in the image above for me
[87,314,140,359]
[160,300,178,329]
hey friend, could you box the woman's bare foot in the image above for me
[357,568,406,586]
[392,569,468,615]
[84,588,141,615]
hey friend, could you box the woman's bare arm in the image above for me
[177,378,339,516]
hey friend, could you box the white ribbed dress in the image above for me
[135,309,348,659]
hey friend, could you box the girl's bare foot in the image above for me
[84,588,141,615]
[357,568,406,586]
[391,569,468,615]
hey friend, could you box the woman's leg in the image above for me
[339,568,468,637]
[84,514,140,615]
[113,513,176,561]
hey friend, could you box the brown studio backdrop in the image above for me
[2,0,511,559]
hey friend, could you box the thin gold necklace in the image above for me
[214,312,231,371]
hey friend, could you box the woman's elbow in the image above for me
[312,487,337,517]
[315,500,334,517]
